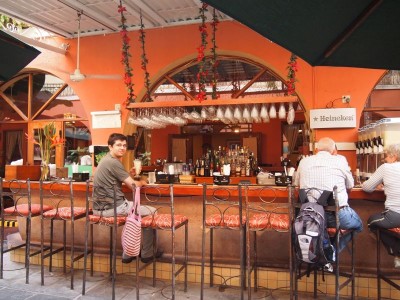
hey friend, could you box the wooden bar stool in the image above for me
[292,187,357,300]
[39,179,87,289]
[200,183,245,300]
[376,227,400,299]
[242,184,292,299]
[139,184,188,300]
[0,178,53,284]
[81,181,132,300]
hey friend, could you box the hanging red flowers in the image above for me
[118,0,135,107]
[139,13,152,102]
[286,53,298,96]
[210,8,219,99]
[196,2,208,103]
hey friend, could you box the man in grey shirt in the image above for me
[93,133,162,263]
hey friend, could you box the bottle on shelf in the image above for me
[199,159,205,177]
[204,159,210,177]
[245,158,251,176]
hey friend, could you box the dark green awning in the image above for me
[0,30,41,82]
[204,0,399,70]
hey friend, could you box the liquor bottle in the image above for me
[215,160,220,173]
[245,158,251,176]
[240,160,246,176]
[204,159,210,177]
[195,159,200,176]
[230,159,236,176]
[236,159,241,177]
[199,159,205,177]
[210,158,214,175]
[248,152,253,175]
[188,159,194,175]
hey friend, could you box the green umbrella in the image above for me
[204,0,399,70]
[0,30,41,82]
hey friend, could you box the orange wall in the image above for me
[27,21,386,170]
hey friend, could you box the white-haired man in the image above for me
[294,137,363,253]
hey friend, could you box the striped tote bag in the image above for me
[121,186,141,257]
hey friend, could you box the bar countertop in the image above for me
[2,180,385,201]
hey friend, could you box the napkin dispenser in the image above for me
[213,175,230,185]
[72,173,90,182]
[274,175,292,186]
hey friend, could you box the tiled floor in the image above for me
[0,252,358,300]
[0,230,368,299]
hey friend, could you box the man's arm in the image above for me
[123,176,147,190]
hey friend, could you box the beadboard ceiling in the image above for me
[0,0,230,38]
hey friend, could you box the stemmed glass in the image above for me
[233,106,243,123]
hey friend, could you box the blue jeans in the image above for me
[337,206,363,252]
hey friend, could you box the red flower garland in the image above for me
[196,2,208,103]
[210,8,219,99]
[286,53,298,96]
[139,13,152,102]
[118,1,135,106]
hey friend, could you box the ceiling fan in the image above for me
[69,11,121,82]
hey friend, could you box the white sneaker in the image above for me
[324,263,333,273]
[394,256,400,269]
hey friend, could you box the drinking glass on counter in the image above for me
[148,172,156,184]
[133,159,142,180]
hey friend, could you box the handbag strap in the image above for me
[132,186,141,219]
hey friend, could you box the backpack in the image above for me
[293,190,335,266]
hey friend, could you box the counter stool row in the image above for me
[1,178,399,299]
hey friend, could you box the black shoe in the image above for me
[122,252,137,264]
[140,250,163,263]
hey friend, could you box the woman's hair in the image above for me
[107,133,127,146]
[386,144,400,161]
[317,137,336,153]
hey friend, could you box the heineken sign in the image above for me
[310,108,356,129]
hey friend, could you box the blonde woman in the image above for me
[362,143,400,268]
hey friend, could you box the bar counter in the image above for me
[5,180,389,274]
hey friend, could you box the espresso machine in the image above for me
[380,118,400,163]
[358,118,400,180]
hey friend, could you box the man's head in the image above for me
[317,137,336,154]
[108,133,127,158]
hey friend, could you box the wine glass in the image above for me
[278,103,287,119]
[233,106,243,123]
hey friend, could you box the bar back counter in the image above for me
[5,180,388,275]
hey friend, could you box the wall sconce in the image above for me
[233,125,241,133]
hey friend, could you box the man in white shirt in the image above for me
[294,137,363,252]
